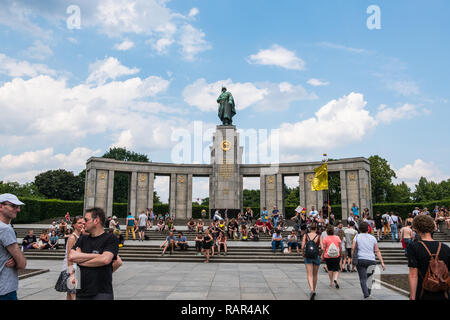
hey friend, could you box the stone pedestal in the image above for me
[209,126,243,211]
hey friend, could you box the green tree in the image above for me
[243,189,260,208]
[0,181,44,199]
[328,172,341,205]
[201,197,209,206]
[34,169,84,200]
[369,155,397,203]
[387,182,412,203]
[284,186,299,206]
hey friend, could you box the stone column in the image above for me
[340,170,348,220]
[187,174,193,219]
[346,170,360,220]
[175,174,188,220]
[147,172,155,211]
[84,168,97,211]
[94,170,109,211]
[136,172,149,216]
[129,171,137,216]
[106,170,114,217]
[358,169,373,215]
[260,174,266,213]
[276,173,284,215]
[299,172,306,209]
[169,173,176,218]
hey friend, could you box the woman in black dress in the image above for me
[202,229,213,263]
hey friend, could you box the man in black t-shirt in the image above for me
[69,208,120,300]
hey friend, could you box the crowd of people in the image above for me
[1,191,449,301]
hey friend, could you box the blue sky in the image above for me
[0,0,449,202]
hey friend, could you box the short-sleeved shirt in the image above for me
[176,236,187,243]
[272,233,283,241]
[354,233,378,261]
[261,211,269,222]
[126,215,135,227]
[408,240,450,300]
[72,232,119,298]
[352,206,359,216]
[0,221,18,295]
[344,228,358,249]
[166,235,176,242]
[323,235,341,259]
[138,214,148,227]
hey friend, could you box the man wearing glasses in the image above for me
[69,207,121,300]
[0,193,27,300]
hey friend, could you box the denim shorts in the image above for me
[304,256,321,266]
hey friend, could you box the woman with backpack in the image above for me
[322,224,342,289]
[352,221,386,299]
[408,214,450,300]
[301,222,321,300]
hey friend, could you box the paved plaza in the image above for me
[19,259,408,300]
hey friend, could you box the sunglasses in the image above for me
[1,202,20,209]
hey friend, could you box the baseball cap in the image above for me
[0,193,25,206]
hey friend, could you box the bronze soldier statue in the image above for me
[217,87,236,125]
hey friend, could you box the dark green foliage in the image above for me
[369,155,397,203]
[0,181,44,199]
[243,189,260,208]
[102,147,149,162]
[34,169,84,201]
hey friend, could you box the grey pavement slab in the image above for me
[17,259,409,300]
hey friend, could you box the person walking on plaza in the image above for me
[374,211,383,241]
[352,221,386,299]
[202,229,213,263]
[0,194,27,300]
[322,225,341,289]
[272,206,280,229]
[137,211,148,242]
[68,208,120,300]
[55,216,85,300]
[382,211,390,238]
[408,215,450,300]
[302,222,321,300]
[344,221,358,272]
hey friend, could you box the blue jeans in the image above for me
[390,224,398,241]
[0,291,17,300]
[272,240,284,252]
[273,217,279,228]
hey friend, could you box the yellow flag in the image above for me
[311,163,328,191]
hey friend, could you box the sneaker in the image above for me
[309,292,316,300]
[334,280,339,289]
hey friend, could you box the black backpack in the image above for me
[304,234,319,259]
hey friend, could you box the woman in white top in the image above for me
[351,221,386,299]
[55,216,85,300]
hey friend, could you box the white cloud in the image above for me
[183,78,316,112]
[307,78,329,87]
[0,53,57,77]
[111,130,134,149]
[114,39,135,51]
[376,103,425,124]
[395,159,450,187]
[317,42,368,54]
[179,24,211,61]
[271,92,378,150]
[387,80,420,96]
[188,8,199,17]
[0,147,101,183]
[22,40,53,60]
[183,78,268,112]
[248,44,305,70]
[86,57,140,85]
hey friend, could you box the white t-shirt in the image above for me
[138,214,148,227]
[309,210,319,218]
[355,233,378,261]
[389,215,398,225]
